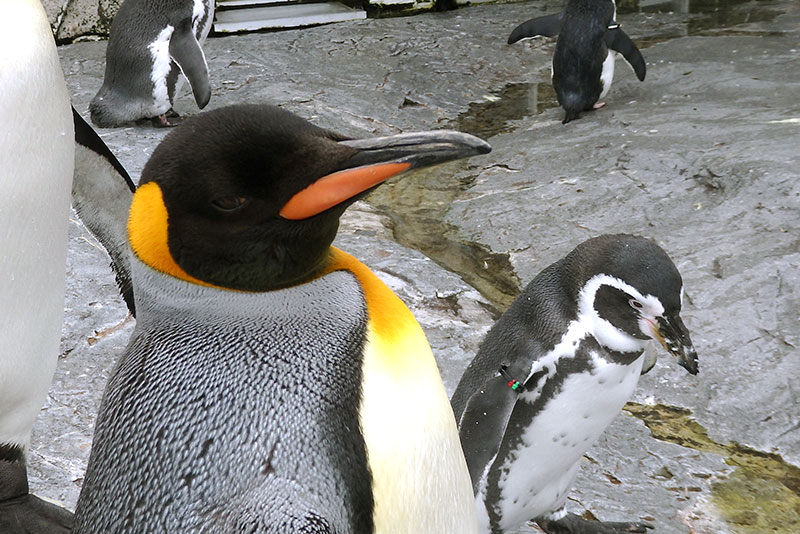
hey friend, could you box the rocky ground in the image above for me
[28,1,799,533]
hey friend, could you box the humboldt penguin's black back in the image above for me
[73,265,374,533]
[553,0,615,122]
[451,261,573,420]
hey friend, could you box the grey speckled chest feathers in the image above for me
[452,234,698,534]
[75,258,372,532]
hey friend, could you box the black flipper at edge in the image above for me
[72,107,137,316]
[508,12,564,45]
[72,107,135,191]
[604,28,646,81]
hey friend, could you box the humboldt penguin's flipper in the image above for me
[458,375,520,492]
[72,107,136,315]
[508,12,563,44]
[604,27,646,81]
[168,18,211,109]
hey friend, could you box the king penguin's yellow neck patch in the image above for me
[128,182,217,288]
[320,248,430,371]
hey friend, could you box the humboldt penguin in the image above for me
[452,234,698,534]
[89,0,215,127]
[508,0,646,124]
[73,104,490,533]
[0,1,74,532]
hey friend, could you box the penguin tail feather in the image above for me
[562,109,580,124]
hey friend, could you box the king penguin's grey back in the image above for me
[73,261,374,533]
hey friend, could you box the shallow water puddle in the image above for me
[625,403,800,533]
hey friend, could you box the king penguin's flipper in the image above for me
[72,107,136,315]
[168,18,211,109]
[459,375,520,492]
[508,12,563,44]
[604,28,646,81]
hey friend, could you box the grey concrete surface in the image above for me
[26,1,799,533]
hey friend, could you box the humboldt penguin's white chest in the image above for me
[599,50,616,99]
[486,345,644,530]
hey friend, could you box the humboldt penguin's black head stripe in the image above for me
[594,285,652,340]
[563,234,698,373]
[130,104,490,291]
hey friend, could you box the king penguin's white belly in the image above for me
[492,353,644,529]
[337,248,478,534]
[360,330,478,534]
[0,0,74,446]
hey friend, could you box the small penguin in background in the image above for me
[452,235,698,534]
[73,104,490,533]
[90,0,215,128]
[508,0,646,124]
[72,108,137,314]
[0,1,75,532]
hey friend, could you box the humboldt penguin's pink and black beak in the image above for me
[654,313,698,375]
[280,130,491,220]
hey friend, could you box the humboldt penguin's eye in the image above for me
[629,299,644,310]
[211,196,250,212]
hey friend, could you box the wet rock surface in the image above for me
[29,1,798,533]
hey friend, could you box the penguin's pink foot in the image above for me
[592,101,607,110]
[152,109,184,128]
[537,513,653,534]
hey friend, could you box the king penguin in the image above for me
[89,0,214,127]
[72,104,490,533]
[0,1,75,532]
[508,0,646,124]
[451,234,698,534]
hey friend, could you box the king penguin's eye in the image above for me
[211,196,250,212]
[629,299,644,310]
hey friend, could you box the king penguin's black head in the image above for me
[567,234,698,374]
[128,104,490,292]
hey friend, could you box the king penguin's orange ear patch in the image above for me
[128,182,215,287]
